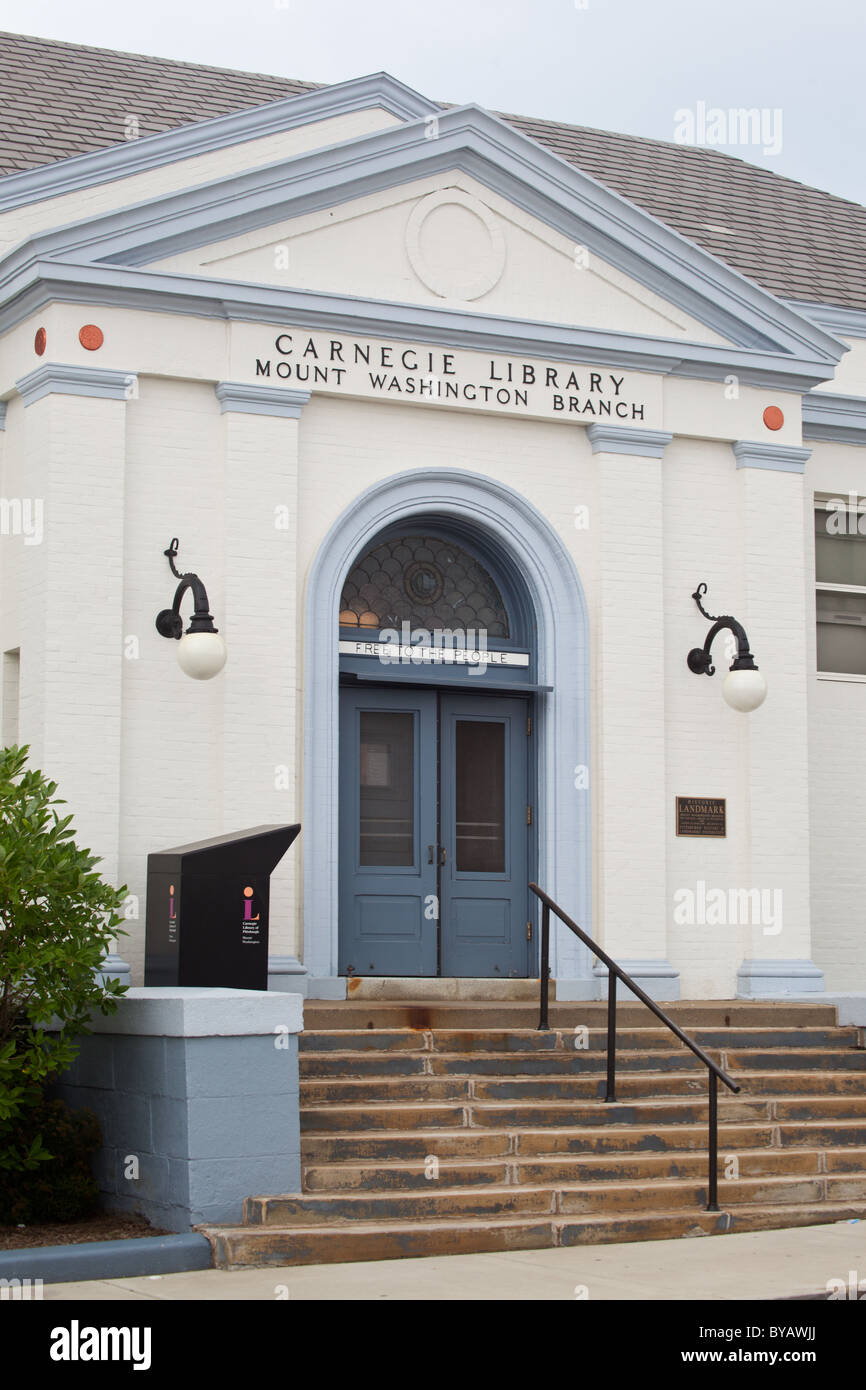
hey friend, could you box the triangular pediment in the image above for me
[147,173,733,346]
[0,78,846,379]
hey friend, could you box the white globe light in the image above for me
[722,667,767,713]
[176,631,227,680]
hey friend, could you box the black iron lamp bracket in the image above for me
[155,538,219,640]
[687,582,758,677]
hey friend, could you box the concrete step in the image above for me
[298,1041,864,1077]
[773,1096,866,1121]
[298,1025,860,1054]
[511,1119,866,1155]
[301,1146,866,1193]
[299,1048,866,1081]
[299,1072,717,1104]
[301,1001,840,1030]
[300,1089,866,1134]
[728,1049,866,1073]
[218,1010,866,1270]
[247,1185,560,1225]
[299,1096,767,1133]
[246,1171,861,1226]
[299,1049,707,1079]
[203,1199,866,1268]
[302,1129,516,1162]
[467,1094,866,1126]
[344,977,542,1001]
[724,1071,866,1096]
[302,1157,516,1191]
[299,1120,784,1163]
[299,1069,866,1106]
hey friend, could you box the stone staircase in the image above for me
[203,999,866,1268]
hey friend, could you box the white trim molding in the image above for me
[737,958,825,998]
[0,264,842,394]
[215,381,311,417]
[0,105,846,386]
[802,391,866,446]
[0,73,439,215]
[732,440,812,473]
[787,300,866,340]
[15,362,136,406]
[586,424,673,457]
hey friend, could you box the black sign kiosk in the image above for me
[144,824,301,990]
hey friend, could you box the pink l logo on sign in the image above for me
[243,887,260,921]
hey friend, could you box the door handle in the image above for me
[438,847,447,865]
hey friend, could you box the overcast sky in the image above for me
[2,0,863,205]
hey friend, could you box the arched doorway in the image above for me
[337,522,535,977]
[303,469,592,995]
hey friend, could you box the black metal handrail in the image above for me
[530,882,740,1212]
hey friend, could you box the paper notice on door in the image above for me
[361,741,391,787]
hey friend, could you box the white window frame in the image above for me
[814,492,866,682]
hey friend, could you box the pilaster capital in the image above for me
[15,362,136,406]
[215,381,311,418]
[733,440,811,472]
[586,424,673,458]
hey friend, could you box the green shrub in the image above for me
[0,1097,101,1224]
[0,745,127,1203]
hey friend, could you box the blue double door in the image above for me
[339,686,532,977]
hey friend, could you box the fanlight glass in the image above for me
[339,534,510,637]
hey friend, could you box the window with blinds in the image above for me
[815,497,866,676]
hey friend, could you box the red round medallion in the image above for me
[34,327,47,356]
[79,324,104,351]
[763,406,784,431]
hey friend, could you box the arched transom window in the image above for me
[339,533,510,638]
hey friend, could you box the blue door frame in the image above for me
[339,685,532,977]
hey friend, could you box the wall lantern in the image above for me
[687,583,767,713]
[155,538,227,680]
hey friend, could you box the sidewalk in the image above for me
[42,1220,865,1300]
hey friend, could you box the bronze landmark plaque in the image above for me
[676,796,726,838]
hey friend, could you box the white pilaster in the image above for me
[215,383,309,988]
[733,441,822,995]
[12,364,134,892]
[588,424,678,1000]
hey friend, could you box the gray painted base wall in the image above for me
[51,988,303,1233]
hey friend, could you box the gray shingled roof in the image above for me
[1,29,864,312]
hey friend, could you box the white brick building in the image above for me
[1,33,865,1004]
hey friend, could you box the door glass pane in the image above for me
[817,589,866,674]
[455,720,505,873]
[359,711,414,866]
